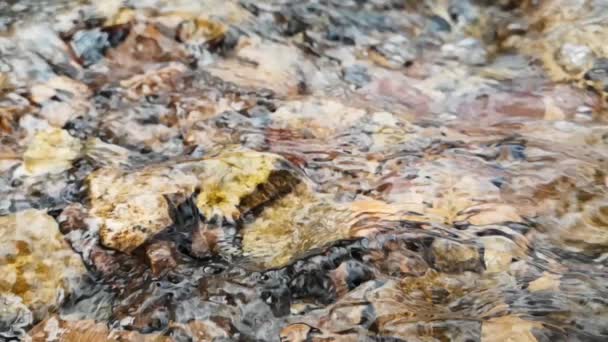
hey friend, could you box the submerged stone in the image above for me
[22,128,82,176]
[481,315,543,342]
[87,167,198,253]
[430,238,482,273]
[28,315,172,342]
[0,210,85,325]
[555,43,594,74]
[194,150,302,221]
[240,187,351,269]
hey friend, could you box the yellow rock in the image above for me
[88,149,301,253]
[241,186,351,269]
[195,150,300,221]
[23,128,82,176]
[176,17,227,45]
[0,210,85,316]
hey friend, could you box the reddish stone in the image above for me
[145,241,177,277]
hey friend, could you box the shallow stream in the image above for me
[1,0,608,341]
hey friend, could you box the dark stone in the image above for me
[585,58,608,91]
[290,271,336,305]
[70,29,110,67]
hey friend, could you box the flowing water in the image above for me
[1,0,608,341]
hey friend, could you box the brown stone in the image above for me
[146,241,177,277]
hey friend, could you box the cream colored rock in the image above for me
[270,99,366,139]
[23,128,82,176]
[207,37,315,96]
[88,167,198,253]
[466,204,523,225]
[30,76,91,105]
[83,138,131,167]
[481,315,543,342]
[0,210,85,318]
[480,235,526,273]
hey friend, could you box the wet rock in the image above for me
[191,222,225,258]
[146,241,177,278]
[194,149,302,221]
[372,248,429,277]
[241,197,406,270]
[428,15,452,33]
[465,203,523,225]
[207,37,316,96]
[87,166,198,253]
[170,320,231,341]
[3,0,608,339]
[83,137,132,168]
[527,272,561,293]
[379,319,482,341]
[0,210,86,325]
[442,38,488,66]
[30,75,91,104]
[329,260,375,297]
[28,316,109,342]
[554,199,608,249]
[240,188,351,269]
[70,29,111,67]
[57,203,88,234]
[88,246,121,278]
[10,24,76,85]
[101,19,189,73]
[22,128,82,176]
[341,64,371,88]
[27,316,172,342]
[118,62,189,100]
[430,238,482,273]
[584,58,608,92]
[28,75,92,128]
[368,35,416,69]
[360,74,432,116]
[270,99,366,139]
[290,270,336,305]
[280,323,318,342]
[480,235,526,273]
[481,315,543,342]
[555,43,594,74]
[176,17,227,47]
[0,294,33,340]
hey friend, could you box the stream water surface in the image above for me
[1,0,608,341]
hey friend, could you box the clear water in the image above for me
[1,0,608,341]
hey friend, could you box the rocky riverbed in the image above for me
[1,0,608,341]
